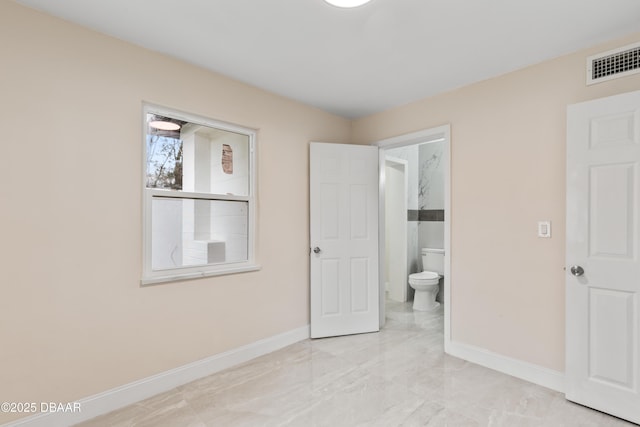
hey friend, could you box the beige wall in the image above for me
[353,32,640,372]
[0,2,351,423]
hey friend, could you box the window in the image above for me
[142,105,258,284]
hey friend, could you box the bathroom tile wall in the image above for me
[418,141,445,252]
[418,141,445,303]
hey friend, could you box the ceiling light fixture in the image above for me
[324,0,372,8]
[149,118,181,131]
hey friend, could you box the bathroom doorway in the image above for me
[377,125,451,350]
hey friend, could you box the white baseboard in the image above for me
[447,340,565,393]
[4,325,310,427]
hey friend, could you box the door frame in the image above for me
[375,124,451,351]
[384,156,409,302]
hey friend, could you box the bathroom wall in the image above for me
[384,145,420,277]
[385,141,445,278]
[418,141,445,251]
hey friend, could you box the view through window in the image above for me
[142,107,256,283]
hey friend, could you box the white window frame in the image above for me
[141,103,259,285]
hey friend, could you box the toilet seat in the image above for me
[408,271,440,285]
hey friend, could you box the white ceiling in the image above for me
[14,0,640,118]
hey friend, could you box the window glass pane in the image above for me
[146,114,249,196]
[151,198,248,271]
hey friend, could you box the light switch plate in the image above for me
[538,221,551,238]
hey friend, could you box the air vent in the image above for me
[587,41,640,85]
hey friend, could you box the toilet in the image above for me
[408,248,444,311]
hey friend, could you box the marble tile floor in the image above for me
[76,300,636,427]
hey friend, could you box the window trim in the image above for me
[141,103,259,285]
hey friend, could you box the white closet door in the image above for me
[566,89,640,424]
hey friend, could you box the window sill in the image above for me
[141,264,261,286]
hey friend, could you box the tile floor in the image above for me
[76,300,636,426]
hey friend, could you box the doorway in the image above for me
[377,125,451,351]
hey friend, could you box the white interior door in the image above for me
[310,142,379,339]
[566,89,640,424]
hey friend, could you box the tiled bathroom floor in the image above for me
[76,300,636,426]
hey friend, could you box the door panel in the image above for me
[320,183,339,239]
[350,257,369,312]
[310,142,379,338]
[589,111,639,148]
[321,259,340,316]
[566,89,640,424]
[350,184,369,238]
[589,163,635,258]
[588,288,636,389]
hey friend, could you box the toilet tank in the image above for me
[421,248,445,275]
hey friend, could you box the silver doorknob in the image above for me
[569,265,584,277]
[313,247,321,254]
